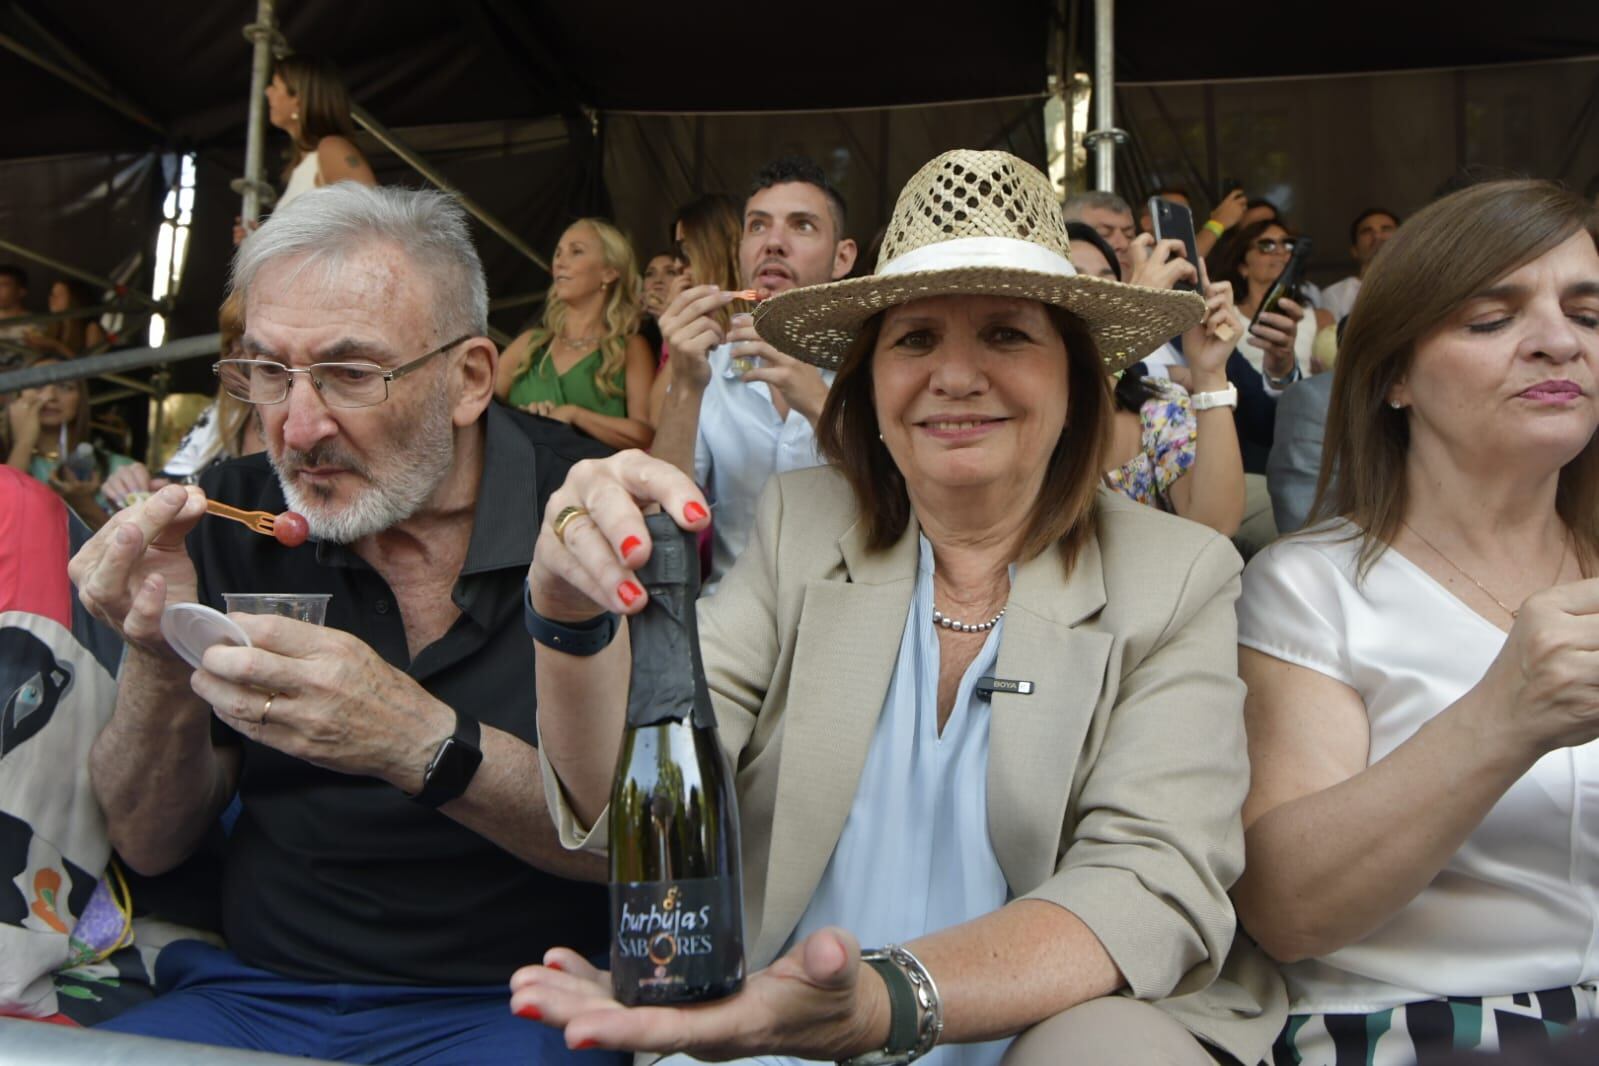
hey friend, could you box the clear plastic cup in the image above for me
[222,593,331,626]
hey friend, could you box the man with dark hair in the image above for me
[654,156,858,592]
[0,265,30,349]
[1320,207,1400,325]
[749,156,847,245]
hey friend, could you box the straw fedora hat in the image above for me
[754,149,1205,374]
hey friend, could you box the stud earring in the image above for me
[1390,400,1404,410]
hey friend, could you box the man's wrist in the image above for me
[1263,362,1300,388]
[393,697,458,796]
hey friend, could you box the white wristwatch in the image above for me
[1190,384,1239,411]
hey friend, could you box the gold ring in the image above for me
[262,692,278,726]
[551,505,590,547]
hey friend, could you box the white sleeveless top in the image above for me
[1238,521,1599,1014]
[279,152,320,209]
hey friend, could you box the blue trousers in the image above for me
[97,940,625,1066]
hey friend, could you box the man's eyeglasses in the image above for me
[1252,237,1298,256]
[213,335,471,409]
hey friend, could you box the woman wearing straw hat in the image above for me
[512,149,1284,1065]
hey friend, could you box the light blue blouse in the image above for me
[664,537,1012,1066]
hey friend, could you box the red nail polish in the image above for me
[684,501,707,523]
[618,581,643,607]
[619,536,642,558]
[514,1004,543,1021]
[546,960,564,972]
[574,1039,599,1051]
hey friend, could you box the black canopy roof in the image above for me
[6,1,1596,161]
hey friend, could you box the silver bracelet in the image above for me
[838,944,944,1066]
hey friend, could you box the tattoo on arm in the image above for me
[346,154,361,169]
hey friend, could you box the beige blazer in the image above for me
[543,467,1284,1063]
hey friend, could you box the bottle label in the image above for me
[611,876,743,1000]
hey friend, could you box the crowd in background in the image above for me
[8,49,1599,1066]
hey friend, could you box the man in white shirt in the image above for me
[653,157,857,592]
[1319,207,1400,326]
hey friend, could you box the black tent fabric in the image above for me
[4,0,1597,349]
[0,1,1054,161]
[1112,56,1599,288]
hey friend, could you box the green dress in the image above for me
[506,346,627,418]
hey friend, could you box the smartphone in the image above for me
[1250,237,1316,333]
[1148,197,1200,293]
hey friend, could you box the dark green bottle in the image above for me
[609,513,745,1005]
[1249,235,1315,332]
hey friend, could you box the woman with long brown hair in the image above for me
[1231,180,1599,1062]
[266,55,375,203]
[4,357,135,529]
[234,55,375,244]
[648,195,748,423]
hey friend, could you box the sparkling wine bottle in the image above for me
[609,513,744,1006]
[1250,235,1315,332]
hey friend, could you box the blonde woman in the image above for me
[497,219,656,450]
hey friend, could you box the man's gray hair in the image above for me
[230,183,489,338]
[1061,190,1133,220]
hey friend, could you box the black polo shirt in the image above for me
[188,404,610,985]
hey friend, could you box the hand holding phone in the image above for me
[1148,197,1201,293]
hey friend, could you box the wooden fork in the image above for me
[205,500,278,537]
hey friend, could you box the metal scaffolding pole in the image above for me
[0,333,220,393]
[1082,0,1127,191]
[350,104,551,274]
[233,0,280,225]
[0,237,166,315]
[0,302,124,331]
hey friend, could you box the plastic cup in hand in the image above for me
[223,593,331,626]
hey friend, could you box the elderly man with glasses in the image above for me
[67,184,622,1066]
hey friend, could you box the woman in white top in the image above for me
[1232,178,1599,1064]
[234,55,376,243]
[1211,219,1318,385]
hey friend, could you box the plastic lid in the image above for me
[160,603,252,670]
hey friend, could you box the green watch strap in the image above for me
[864,954,919,1056]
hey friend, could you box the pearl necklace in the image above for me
[931,605,1005,634]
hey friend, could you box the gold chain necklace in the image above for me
[1401,520,1569,619]
[556,331,602,348]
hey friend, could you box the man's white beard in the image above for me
[270,388,456,544]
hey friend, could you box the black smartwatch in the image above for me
[523,580,620,656]
[411,710,483,808]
